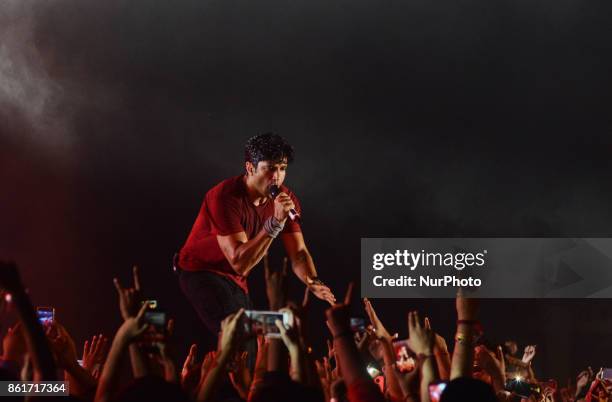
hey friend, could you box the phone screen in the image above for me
[144,311,167,330]
[393,339,416,373]
[367,363,381,378]
[429,382,448,402]
[36,307,54,325]
[350,317,366,332]
[243,310,290,338]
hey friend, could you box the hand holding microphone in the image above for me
[269,185,301,223]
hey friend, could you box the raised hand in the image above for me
[424,317,451,380]
[82,334,109,373]
[264,255,288,310]
[199,351,216,383]
[325,283,354,337]
[229,351,252,399]
[274,314,300,353]
[218,309,245,358]
[522,345,537,364]
[2,323,26,364]
[181,343,200,393]
[46,322,79,369]
[363,297,396,341]
[424,317,449,355]
[113,265,143,320]
[475,345,506,391]
[576,367,594,392]
[116,302,150,342]
[306,276,336,306]
[406,311,434,355]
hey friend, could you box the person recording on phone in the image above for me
[176,133,336,350]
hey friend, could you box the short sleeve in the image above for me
[205,189,244,236]
[282,191,302,233]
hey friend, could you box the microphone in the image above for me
[269,184,301,222]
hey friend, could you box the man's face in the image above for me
[246,159,288,196]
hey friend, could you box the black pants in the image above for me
[178,269,257,370]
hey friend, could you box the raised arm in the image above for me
[113,265,149,378]
[450,290,479,380]
[326,283,385,402]
[407,311,439,402]
[196,309,245,402]
[0,261,57,381]
[95,302,150,402]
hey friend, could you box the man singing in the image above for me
[177,133,336,340]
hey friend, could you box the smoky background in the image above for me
[1,0,612,380]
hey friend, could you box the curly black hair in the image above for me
[244,133,294,166]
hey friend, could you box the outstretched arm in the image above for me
[282,232,336,305]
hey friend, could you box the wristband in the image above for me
[308,277,325,287]
[454,333,478,345]
[263,216,285,238]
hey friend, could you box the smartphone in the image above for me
[36,307,55,325]
[242,310,293,338]
[505,378,541,398]
[393,339,416,373]
[602,368,612,381]
[366,362,381,378]
[429,381,448,402]
[350,317,366,332]
[144,311,167,330]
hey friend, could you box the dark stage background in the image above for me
[2,0,612,382]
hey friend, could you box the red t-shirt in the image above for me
[178,175,302,293]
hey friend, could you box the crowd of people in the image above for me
[0,258,609,402]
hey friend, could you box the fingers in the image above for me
[497,345,505,365]
[424,317,431,330]
[113,278,123,293]
[302,286,310,308]
[83,340,90,358]
[135,301,149,321]
[183,343,198,368]
[408,311,422,332]
[233,308,245,322]
[343,282,354,306]
[225,308,244,329]
[274,319,287,337]
[189,343,198,357]
[132,265,141,291]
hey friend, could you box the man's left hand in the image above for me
[307,277,336,305]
